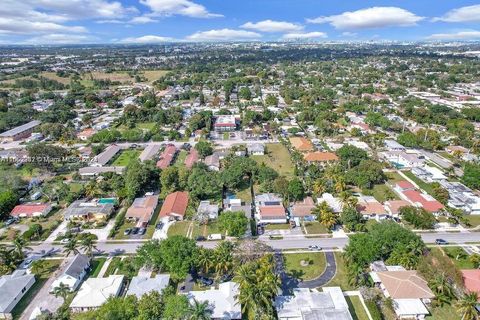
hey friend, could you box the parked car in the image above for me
[60,238,70,244]
[308,245,320,251]
[156,222,164,230]
[435,239,448,245]
[124,228,132,236]
[5,217,18,226]
[138,228,146,235]
[198,276,213,286]
[196,236,206,241]
[131,227,139,235]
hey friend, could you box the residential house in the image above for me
[70,275,124,312]
[214,115,237,132]
[223,197,251,219]
[247,143,265,155]
[50,254,90,292]
[0,150,28,163]
[275,287,353,320]
[255,193,287,224]
[400,189,444,214]
[356,196,388,221]
[64,199,115,222]
[186,282,241,320]
[317,193,343,213]
[185,148,199,169]
[384,200,411,219]
[77,128,96,141]
[289,137,313,152]
[445,145,468,156]
[126,194,159,227]
[0,270,36,317]
[10,203,52,218]
[371,270,434,319]
[126,274,170,299]
[303,151,338,164]
[411,166,446,183]
[382,151,425,168]
[461,270,480,301]
[78,166,125,178]
[139,144,161,162]
[205,154,220,171]
[156,145,177,169]
[159,191,189,220]
[439,181,480,215]
[290,197,316,221]
[197,201,219,220]
[384,139,406,151]
[0,120,40,142]
[90,144,121,167]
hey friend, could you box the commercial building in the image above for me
[0,120,40,142]
[214,115,237,132]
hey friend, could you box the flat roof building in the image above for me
[0,120,40,142]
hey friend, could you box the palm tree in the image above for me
[429,273,454,306]
[456,292,479,320]
[313,202,337,229]
[312,180,325,196]
[197,248,213,274]
[187,299,212,320]
[63,238,79,257]
[84,182,99,198]
[53,283,70,301]
[334,177,346,194]
[80,236,97,258]
[12,236,31,259]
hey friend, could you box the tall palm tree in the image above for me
[187,299,212,320]
[456,292,479,320]
[12,236,31,259]
[313,202,337,229]
[80,236,97,258]
[63,238,79,257]
[197,248,213,274]
[334,177,346,194]
[53,283,70,301]
[429,273,454,306]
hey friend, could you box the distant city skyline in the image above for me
[0,0,480,44]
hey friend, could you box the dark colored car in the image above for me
[138,228,146,235]
[435,239,448,245]
[198,277,213,286]
[196,236,206,241]
[124,228,132,236]
[156,222,164,229]
[131,227,139,235]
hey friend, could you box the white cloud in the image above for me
[23,33,97,44]
[187,29,261,41]
[433,5,480,23]
[341,31,357,37]
[241,20,303,33]
[139,0,222,18]
[0,18,87,34]
[118,35,174,43]
[307,7,423,30]
[129,16,159,24]
[282,31,327,39]
[427,30,480,40]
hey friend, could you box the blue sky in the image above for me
[1,0,480,44]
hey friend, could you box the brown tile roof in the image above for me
[11,204,51,217]
[356,199,387,215]
[462,270,480,300]
[376,271,434,299]
[156,145,177,169]
[291,197,316,217]
[304,152,338,162]
[126,195,159,224]
[289,137,313,152]
[185,149,199,169]
[160,191,189,218]
[384,200,411,215]
[259,205,286,217]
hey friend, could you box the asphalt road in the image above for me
[26,231,480,257]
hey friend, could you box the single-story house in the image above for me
[255,193,287,224]
[156,145,177,169]
[90,144,121,167]
[247,143,265,156]
[197,201,219,220]
[70,275,124,312]
[50,254,90,292]
[186,281,241,320]
[372,270,434,319]
[275,287,352,320]
[64,199,115,222]
[289,137,313,152]
[160,191,189,220]
[139,144,161,162]
[356,196,388,221]
[77,128,96,141]
[384,200,411,218]
[290,197,316,220]
[126,274,170,299]
[384,139,406,151]
[205,154,220,171]
[78,166,125,178]
[126,194,159,227]
[185,149,199,169]
[317,193,343,213]
[10,203,52,218]
[303,152,339,164]
[0,270,36,316]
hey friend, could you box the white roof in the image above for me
[317,193,343,213]
[70,275,124,309]
[0,270,35,312]
[126,274,170,298]
[187,282,241,319]
[393,299,429,316]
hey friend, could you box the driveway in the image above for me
[275,251,337,294]
[20,258,70,320]
[45,220,68,243]
[82,219,115,241]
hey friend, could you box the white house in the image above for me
[0,270,35,317]
[126,274,170,298]
[70,275,124,312]
[51,254,90,292]
[186,282,241,320]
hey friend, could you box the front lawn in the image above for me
[167,221,191,237]
[111,150,140,166]
[426,303,461,320]
[192,221,223,238]
[322,252,355,290]
[345,296,370,320]
[385,171,404,183]
[265,223,291,230]
[284,252,326,281]
[88,257,107,278]
[251,143,295,178]
[463,215,480,227]
[442,247,475,269]
[304,221,329,234]
[11,259,61,319]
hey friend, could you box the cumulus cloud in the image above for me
[282,31,327,39]
[129,16,159,24]
[427,30,480,40]
[187,29,261,41]
[433,5,480,23]
[139,0,222,18]
[23,33,97,44]
[307,7,423,30]
[0,19,87,35]
[241,20,303,33]
[118,35,174,43]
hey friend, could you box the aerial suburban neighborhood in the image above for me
[1,1,480,320]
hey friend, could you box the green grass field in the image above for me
[322,252,355,290]
[345,296,370,320]
[111,150,140,166]
[304,221,329,234]
[371,184,399,202]
[442,246,475,269]
[89,257,107,278]
[167,221,191,237]
[173,150,188,168]
[404,171,435,195]
[284,252,326,281]
[251,143,295,178]
[385,171,404,183]
[463,215,480,227]
[265,223,291,230]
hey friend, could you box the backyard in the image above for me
[284,252,326,281]
[442,246,475,269]
[111,150,141,166]
[251,143,295,178]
